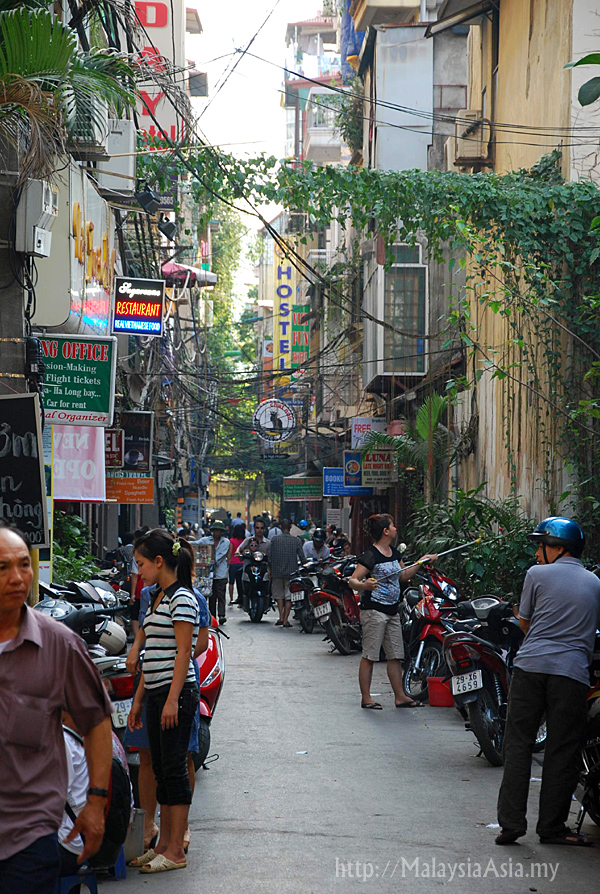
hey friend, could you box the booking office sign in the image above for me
[112,277,165,337]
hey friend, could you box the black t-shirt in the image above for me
[357,545,403,616]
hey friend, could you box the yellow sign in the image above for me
[272,242,297,374]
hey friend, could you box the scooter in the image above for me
[401,565,467,700]
[192,619,227,769]
[240,549,271,623]
[443,596,547,766]
[309,557,362,655]
[289,558,325,634]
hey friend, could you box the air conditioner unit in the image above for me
[454,110,493,167]
[68,97,110,161]
[96,119,136,196]
[15,180,59,258]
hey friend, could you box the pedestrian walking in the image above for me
[230,512,245,535]
[349,514,436,710]
[268,519,282,540]
[0,522,113,894]
[228,527,246,605]
[496,517,600,847]
[193,520,230,624]
[269,518,305,627]
[127,530,201,874]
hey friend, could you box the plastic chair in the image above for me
[54,873,98,894]
[110,846,127,880]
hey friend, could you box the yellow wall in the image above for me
[459,0,575,517]
[209,476,280,522]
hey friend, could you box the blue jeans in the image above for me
[146,684,198,806]
[0,833,60,894]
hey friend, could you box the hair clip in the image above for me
[172,539,181,556]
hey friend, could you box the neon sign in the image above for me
[112,277,165,336]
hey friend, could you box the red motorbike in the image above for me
[402,565,467,701]
[193,615,227,768]
[308,557,361,655]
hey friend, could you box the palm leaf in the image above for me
[0,9,75,81]
[414,393,448,442]
[0,73,65,179]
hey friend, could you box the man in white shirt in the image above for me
[192,521,230,624]
[303,529,331,562]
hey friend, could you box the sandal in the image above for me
[539,828,593,847]
[129,848,156,867]
[396,700,424,708]
[283,622,292,628]
[139,854,187,873]
[361,702,383,710]
[275,619,283,626]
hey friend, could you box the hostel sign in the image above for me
[41,335,117,426]
[112,277,165,336]
[273,243,297,373]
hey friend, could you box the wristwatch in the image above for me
[87,787,109,798]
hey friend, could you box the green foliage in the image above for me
[406,487,537,600]
[52,511,99,584]
[328,77,364,154]
[565,54,600,106]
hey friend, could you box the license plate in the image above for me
[291,591,304,602]
[451,670,482,695]
[313,602,331,619]
[111,697,132,728]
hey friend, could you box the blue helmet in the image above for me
[299,520,309,529]
[527,517,585,558]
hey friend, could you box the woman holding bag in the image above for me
[127,530,200,874]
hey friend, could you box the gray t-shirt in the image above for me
[514,557,600,686]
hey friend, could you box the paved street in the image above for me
[116,610,600,894]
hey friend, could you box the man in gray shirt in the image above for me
[496,517,600,847]
[269,519,305,627]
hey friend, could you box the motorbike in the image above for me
[308,556,361,655]
[289,558,324,634]
[443,596,547,766]
[240,549,272,622]
[192,620,227,769]
[402,565,467,700]
[35,596,128,655]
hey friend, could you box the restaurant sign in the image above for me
[112,277,165,336]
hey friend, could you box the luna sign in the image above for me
[112,277,165,337]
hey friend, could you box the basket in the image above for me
[427,676,454,707]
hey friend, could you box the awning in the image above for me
[161,260,218,287]
[425,0,494,37]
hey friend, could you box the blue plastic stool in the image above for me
[54,873,98,894]
[110,846,127,880]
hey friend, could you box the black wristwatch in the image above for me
[87,787,109,798]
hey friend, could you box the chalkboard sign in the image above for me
[0,394,49,547]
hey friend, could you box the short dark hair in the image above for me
[122,532,134,545]
[280,518,291,532]
[368,514,394,543]
[254,519,265,529]
[134,528,194,590]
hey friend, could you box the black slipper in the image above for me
[495,829,525,845]
[396,700,424,708]
[539,828,593,847]
[361,702,383,710]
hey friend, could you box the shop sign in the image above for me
[112,277,165,336]
[323,467,373,497]
[105,428,124,468]
[291,304,310,380]
[253,399,296,442]
[0,394,49,547]
[283,476,322,501]
[119,411,154,473]
[361,448,398,487]
[106,475,154,504]
[53,425,106,502]
[41,334,117,426]
[351,416,386,449]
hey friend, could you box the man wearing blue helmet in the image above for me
[496,517,600,847]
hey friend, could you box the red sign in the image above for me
[105,429,124,468]
[106,476,154,504]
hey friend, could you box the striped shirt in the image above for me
[142,582,199,691]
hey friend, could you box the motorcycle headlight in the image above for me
[201,659,221,687]
[253,552,263,561]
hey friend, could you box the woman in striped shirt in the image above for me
[128,530,204,874]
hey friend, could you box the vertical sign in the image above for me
[291,304,310,379]
[0,394,49,547]
[135,0,185,142]
[273,244,297,374]
[53,426,106,502]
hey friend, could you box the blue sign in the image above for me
[323,467,373,497]
[343,450,364,488]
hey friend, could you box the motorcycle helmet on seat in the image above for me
[98,620,127,655]
[527,517,585,559]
